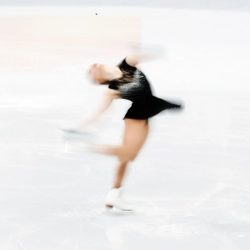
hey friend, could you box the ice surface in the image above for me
[0,6,250,250]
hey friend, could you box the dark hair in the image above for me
[104,66,134,86]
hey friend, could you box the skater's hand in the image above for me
[126,42,166,66]
[79,89,118,130]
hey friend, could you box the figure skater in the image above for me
[79,51,183,211]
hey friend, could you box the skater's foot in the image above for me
[105,187,133,212]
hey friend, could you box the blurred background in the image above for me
[0,0,250,9]
[0,1,250,250]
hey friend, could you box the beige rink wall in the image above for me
[0,13,141,70]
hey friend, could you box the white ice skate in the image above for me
[105,188,133,212]
[60,127,98,154]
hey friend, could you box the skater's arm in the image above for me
[126,43,165,67]
[79,89,119,128]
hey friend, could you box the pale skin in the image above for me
[82,51,161,189]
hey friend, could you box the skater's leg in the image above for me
[91,119,149,163]
[105,160,130,209]
[113,161,129,189]
[105,119,149,210]
[122,118,149,161]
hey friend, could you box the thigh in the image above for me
[122,118,149,155]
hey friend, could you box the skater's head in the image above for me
[88,63,123,84]
[88,63,107,84]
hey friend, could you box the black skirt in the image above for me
[123,96,183,120]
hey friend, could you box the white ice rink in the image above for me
[0,6,250,250]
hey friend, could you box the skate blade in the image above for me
[105,204,134,214]
[61,128,95,142]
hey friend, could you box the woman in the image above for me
[81,52,183,211]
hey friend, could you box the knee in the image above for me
[118,152,135,163]
[118,145,138,163]
[119,155,133,164]
[130,152,138,161]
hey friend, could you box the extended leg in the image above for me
[90,119,149,163]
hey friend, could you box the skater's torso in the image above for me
[107,58,182,120]
[107,58,153,104]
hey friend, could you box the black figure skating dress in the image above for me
[107,58,183,120]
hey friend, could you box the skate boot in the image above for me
[105,187,133,212]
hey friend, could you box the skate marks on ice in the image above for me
[1,180,250,250]
[101,183,250,250]
[54,182,250,249]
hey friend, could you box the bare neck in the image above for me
[104,66,123,81]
